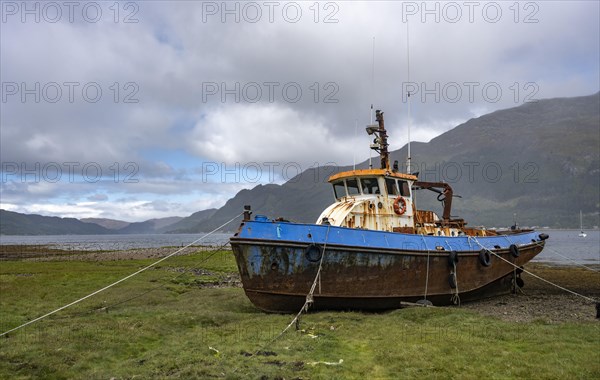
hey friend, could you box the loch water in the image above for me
[1,230,598,265]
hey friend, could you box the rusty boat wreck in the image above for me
[230,110,548,313]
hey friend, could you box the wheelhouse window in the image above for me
[385,178,399,196]
[333,181,346,199]
[399,180,410,197]
[360,177,380,194]
[346,178,361,196]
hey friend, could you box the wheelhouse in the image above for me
[316,109,470,236]
[329,170,416,200]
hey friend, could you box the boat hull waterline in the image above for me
[231,220,546,313]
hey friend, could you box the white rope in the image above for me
[504,234,598,272]
[532,241,599,272]
[443,239,461,305]
[0,212,243,337]
[253,224,332,354]
[451,260,461,306]
[469,236,597,303]
[512,266,524,295]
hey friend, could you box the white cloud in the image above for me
[188,103,352,166]
[1,1,598,221]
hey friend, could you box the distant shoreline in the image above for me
[1,227,598,238]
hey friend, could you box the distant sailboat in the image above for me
[578,210,587,238]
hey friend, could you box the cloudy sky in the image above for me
[1,1,599,222]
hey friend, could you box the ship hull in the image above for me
[230,220,546,313]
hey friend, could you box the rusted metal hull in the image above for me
[230,220,546,313]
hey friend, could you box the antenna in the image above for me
[369,36,375,169]
[371,36,375,123]
[406,21,412,173]
[353,119,358,170]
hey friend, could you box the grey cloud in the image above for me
[1,1,598,220]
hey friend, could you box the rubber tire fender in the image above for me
[479,249,491,267]
[305,244,322,262]
[509,244,520,258]
[447,251,459,267]
[516,277,525,288]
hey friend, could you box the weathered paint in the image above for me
[329,169,418,182]
[230,109,547,312]
[234,219,543,260]
[317,174,419,232]
[231,218,546,312]
[318,175,468,236]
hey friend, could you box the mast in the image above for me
[366,110,389,170]
[376,110,389,169]
[369,37,375,170]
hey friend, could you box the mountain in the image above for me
[2,93,598,234]
[1,212,183,236]
[117,217,184,234]
[160,209,218,233]
[192,92,600,230]
[0,209,112,235]
[80,218,130,230]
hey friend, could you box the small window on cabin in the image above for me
[361,177,380,194]
[333,181,346,199]
[346,178,361,196]
[399,180,410,197]
[385,178,399,196]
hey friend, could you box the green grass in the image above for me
[1,249,599,379]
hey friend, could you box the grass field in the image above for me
[1,249,599,379]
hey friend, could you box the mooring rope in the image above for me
[0,213,243,337]
[52,242,234,320]
[469,236,598,303]
[503,234,599,273]
[533,240,599,272]
[443,239,461,305]
[451,260,461,306]
[249,224,332,357]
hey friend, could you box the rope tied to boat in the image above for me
[303,224,330,310]
[526,239,599,272]
[451,260,461,306]
[468,236,598,304]
[444,240,461,305]
[0,212,244,338]
[249,224,332,357]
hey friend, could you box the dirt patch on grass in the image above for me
[164,266,242,288]
[462,263,600,323]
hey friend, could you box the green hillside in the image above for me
[191,93,600,231]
